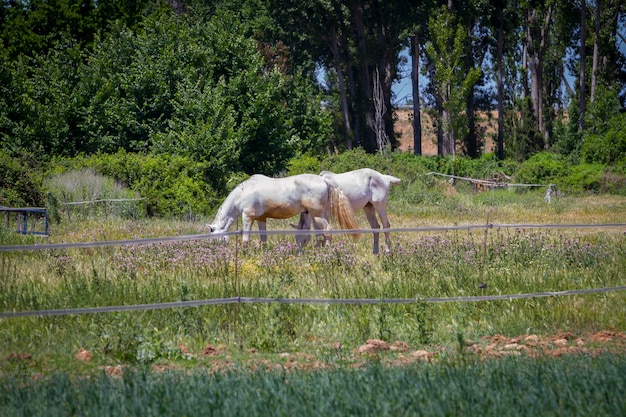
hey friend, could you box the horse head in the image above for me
[206,223,230,242]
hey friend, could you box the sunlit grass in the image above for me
[1,185,625,375]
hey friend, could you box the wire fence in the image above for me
[2,287,626,319]
[1,222,625,319]
[2,222,625,252]
[58,197,146,221]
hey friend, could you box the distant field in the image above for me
[394,109,498,154]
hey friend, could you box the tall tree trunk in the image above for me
[521,21,529,100]
[463,14,478,158]
[411,32,422,156]
[526,5,553,148]
[377,15,396,151]
[465,91,478,157]
[579,0,587,130]
[341,29,361,149]
[442,85,455,156]
[351,0,375,152]
[372,68,389,151]
[590,0,602,103]
[329,27,353,150]
[436,80,444,156]
[496,3,505,159]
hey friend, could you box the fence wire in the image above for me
[1,222,625,319]
[1,223,625,252]
[2,286,625,319]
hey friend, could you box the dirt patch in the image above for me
[75,348,92,362]
[394,109,498,155]
[466,331,626,360]
[10,329,617,377]
[174,330,626,373]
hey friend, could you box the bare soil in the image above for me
[394,109,499,155]
[51,329,626,375]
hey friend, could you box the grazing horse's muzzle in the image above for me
[207,224,229,242]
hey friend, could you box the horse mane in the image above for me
[212,183,243,228]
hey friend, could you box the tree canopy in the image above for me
[1,0,625,180]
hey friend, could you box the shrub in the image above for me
[514,152,568,186]
[286,155,322,175]
[581,113,626,165]
[44,169,144,219]
[0,151,45,207]
[49,151,218,218]
[320,148,394,174]
[559,163,605,193]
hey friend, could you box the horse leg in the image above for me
[294,212,312,248]
[258,220,267,244]
[376,207,393,253]
[241,215,255,246]
[363,204,381,254]
[311,216,331,246]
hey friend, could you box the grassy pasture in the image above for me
[1,182,626,415]
[1,182,625,372]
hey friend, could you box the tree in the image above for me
[579,0,587,131]
[0,8,332,184]
[457,0,491,158]
[524,1,554,148]
[488,0,520,159]
[251,0,406,153]
[424,5,481,156]
[402,0,435,156]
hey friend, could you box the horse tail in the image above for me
[324,179,361,238]
[384,174,402,186]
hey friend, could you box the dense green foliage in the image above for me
[1,1,625,213]
[0,151,45,207]
[2,354,626,417]
[0,7,330,174]
[2,149,625,218]
[49,151,219,217]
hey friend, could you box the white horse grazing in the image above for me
[297,168,401,254]
[207,174,359,246]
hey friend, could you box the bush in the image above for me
[44,169,143,219]
[514,151,626,194]
[514,152,568,186]
[581,113,626,165]
[0,152,45,207]
[320,148,395,174]
[49,151,218,218]
[286,155,322,175]
[559,163,605,193]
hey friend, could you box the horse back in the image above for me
[243,174,329,220]
[321,168,399,206]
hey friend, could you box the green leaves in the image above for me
[424,6,482,153]
[0,9,331,182]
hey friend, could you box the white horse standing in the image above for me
[297,168,401,254]
[207,174,359,246]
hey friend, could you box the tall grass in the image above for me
[1,228,624,370]
[0,188,625,373]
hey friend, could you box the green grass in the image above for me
[2,354,626,417]
[1,184,626,415]
[0,187,625,375]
